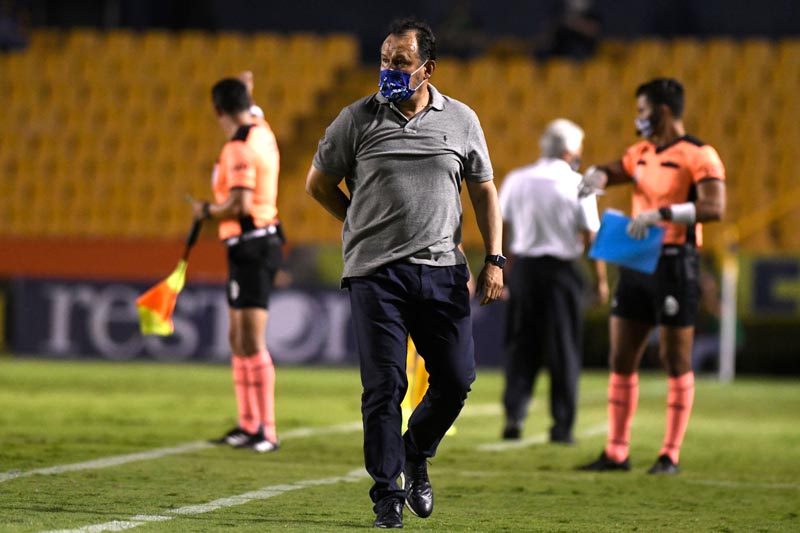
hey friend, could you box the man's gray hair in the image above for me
[539,118,584,158]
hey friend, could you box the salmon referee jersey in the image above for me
[212,118,280,240]
[621,135,725,247]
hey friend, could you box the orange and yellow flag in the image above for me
[136,259,188,336]
[137,220,201,336]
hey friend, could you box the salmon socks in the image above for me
[232,351,277,442]
[605,372,639,462]
[232,355,259,434]
[603,371,695,465]
[660,371,695,464]
[248,350,277,443]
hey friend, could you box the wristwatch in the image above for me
[485,254,507,269]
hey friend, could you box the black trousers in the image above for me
[502,255,584,441]
[347,262,475,504]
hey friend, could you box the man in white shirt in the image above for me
[498,118,607,443]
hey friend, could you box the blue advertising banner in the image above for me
[9,279,506,365]
[739,255,800,319]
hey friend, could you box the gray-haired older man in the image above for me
[499,118,607,445]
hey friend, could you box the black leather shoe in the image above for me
[403,459,433,518]
[647,454,680,475]
[373,497,403,529]
[502,424,521,440]
[577,451,631,471]
[550,428,575,445]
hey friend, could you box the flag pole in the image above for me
[183,219,203,261]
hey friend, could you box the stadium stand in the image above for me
[1,31,798,251]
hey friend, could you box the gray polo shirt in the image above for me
[312,84,493,278]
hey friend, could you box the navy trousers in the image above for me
[347,262,476,504]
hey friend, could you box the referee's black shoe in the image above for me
[373,497,403,528]
[647,454,680,475]
[578,452,631,472]
[234,427,279,453]
[211,426,251,447]
[402,459,433,518]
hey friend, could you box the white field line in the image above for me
[0,383,653,484]
[474,381,668,452]
[0,441,213,483]
[684,479,800,491]
[446,469,800,491]
[1,406,501,484]
[0,421,362,484]
[476,422,608,452]
[40,469,369,533]
[472,405,800,491]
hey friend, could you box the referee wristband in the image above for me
[660,202,696,224]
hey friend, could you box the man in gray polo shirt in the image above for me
[306,17,503,529]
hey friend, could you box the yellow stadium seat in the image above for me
[666,38,706,83]
[175,30,212,58]
[287,33,320,60]
[543,59,580,86]
[2,31,782,246]
[323,34,359,66]
[66,28,101,52]
[246,33,283,65]
[732,39,776,91]
[628,39,667,68]
[502,58,537,88]
[27,28,64,53]
[774,39,800,94]
[705,37,737,62]
[141,30,175,56]
[102,31,137,57]
[465,57,504,89]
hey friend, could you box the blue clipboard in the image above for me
[588,210,665,274]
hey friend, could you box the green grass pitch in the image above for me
[1,357,799,532]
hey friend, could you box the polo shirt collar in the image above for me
[427,84,445,110]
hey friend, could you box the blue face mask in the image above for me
[378,60,428,103]
[635,117,655,138]
[635,107,661,138]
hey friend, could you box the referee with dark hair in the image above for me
[499,118,607,445]
[191,76,283,453]
[578,78,727,474]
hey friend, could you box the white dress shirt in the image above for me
[499,158,600,260]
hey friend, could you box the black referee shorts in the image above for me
[611,244,700,327]
[226,233,283,309]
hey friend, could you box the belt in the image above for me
[224,225,278,247]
